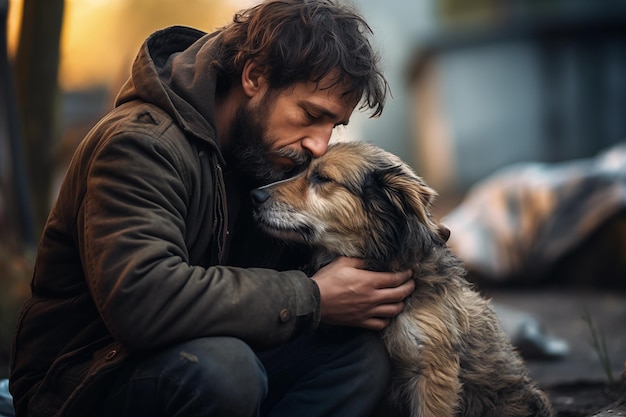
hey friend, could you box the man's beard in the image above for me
[229,101,312,185]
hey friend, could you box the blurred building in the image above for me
[8,0,626,215]
[350,0,626,198]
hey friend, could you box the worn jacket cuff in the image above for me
[290,277,321,339]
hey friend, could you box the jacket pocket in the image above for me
[29,338,123,417]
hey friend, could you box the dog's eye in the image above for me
[311,171,333,185]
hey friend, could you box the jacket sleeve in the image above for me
[77,124,320,352]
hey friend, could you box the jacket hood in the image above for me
[115,26,224,156]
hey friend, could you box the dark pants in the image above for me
[96,329,390,417]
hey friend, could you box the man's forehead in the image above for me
[315,80,360,111]
[316,71,359,97]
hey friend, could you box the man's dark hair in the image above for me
[215,0,388,117]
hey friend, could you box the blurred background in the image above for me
[1,0,625,411]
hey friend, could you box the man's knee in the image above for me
[345,331,391,394]
[258,330,390,416]
[100,337,267,417]
[174,337,268,410]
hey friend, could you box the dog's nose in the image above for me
[250,188,270,206]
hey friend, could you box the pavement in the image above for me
[0,286,623,416]
[488,287,626,416]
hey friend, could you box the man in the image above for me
[10,1,415,416]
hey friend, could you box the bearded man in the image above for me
[9,1,415,416]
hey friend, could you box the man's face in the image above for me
[230,73,357,185]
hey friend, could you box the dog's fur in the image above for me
[251,141,553,417]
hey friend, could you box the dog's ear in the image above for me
[437,224,451,243]
[362,165,445,268]
[375,165,439,232]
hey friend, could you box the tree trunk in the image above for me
[13,0,64,238]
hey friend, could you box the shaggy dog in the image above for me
[251,141,553,417]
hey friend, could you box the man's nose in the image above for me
[302,128,332,157]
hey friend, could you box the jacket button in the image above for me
[105,350,117,360]
[279,309,292,323]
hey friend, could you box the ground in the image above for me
[489,288,626,417]
[1,248,624,416]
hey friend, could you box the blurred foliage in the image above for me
[0,245,32,377]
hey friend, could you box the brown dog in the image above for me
[251,141,553,417]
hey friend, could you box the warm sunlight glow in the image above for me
[7,0,255,91]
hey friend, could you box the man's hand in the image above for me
[311,257,415,330]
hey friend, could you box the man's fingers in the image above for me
[373,277,415,304]
[313,257,416,330]
[362,317,391,331]
[370,302,405,319]
[374,269,413,289]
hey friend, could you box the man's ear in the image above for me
[241,60,267,98]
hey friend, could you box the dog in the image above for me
[251,141,553,417]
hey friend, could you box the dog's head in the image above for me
[251,141,449,270]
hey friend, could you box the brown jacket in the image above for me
[10,26,320,417]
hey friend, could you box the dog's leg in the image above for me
[385,310,463,417]
[409,348,461,417]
